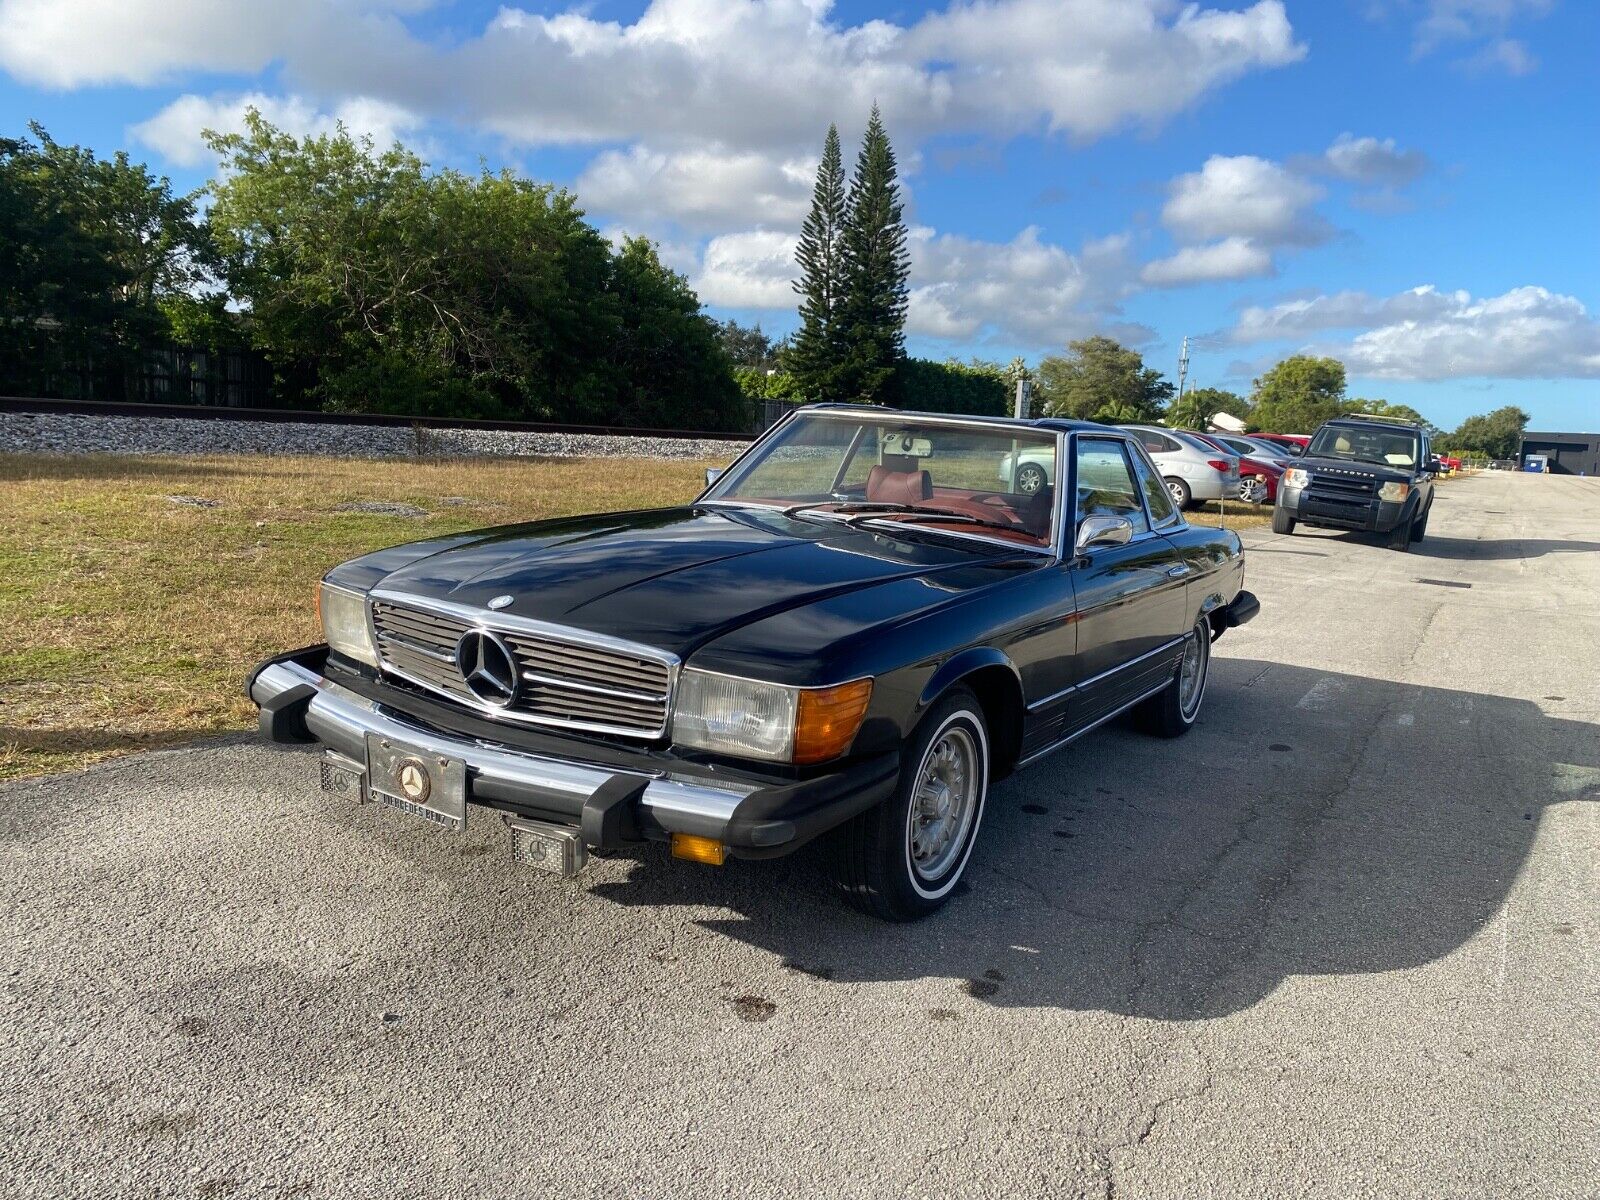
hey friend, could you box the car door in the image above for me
[1062,436,1189,737]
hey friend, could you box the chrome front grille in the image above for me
[369,596,674,738]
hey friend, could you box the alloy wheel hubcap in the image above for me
[909,728,979,881]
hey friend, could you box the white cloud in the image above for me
[903,0,1304,140]
[1228,285,1600,380]
[1141,237,1276,287]
[909,226,1089,342]
[1321,133,1429,186]
[1162,154,1328,247]
[688,223,1144,349]
[1457,36,1538,75]
[5,1,1303,157]
[130,92,421,167]
[0,0,426,88]
[576,145,814,233]
[1413,0,1553,52]
[1382,0,1553,72]
[693,230,799,308]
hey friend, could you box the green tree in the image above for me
[205,112,744,428]
[608,236,746,430]
[1167,386,1247,430]
[716,319,776,370]
[0,123,214,398]
[1246,355,1348,433]
[789,123,848,399]
[888,358,1008,416]
[835,107,910,403]
[1446,405,1530,460]
[1036,336,1173,423]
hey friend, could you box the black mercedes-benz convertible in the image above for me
[250,405,1258,919]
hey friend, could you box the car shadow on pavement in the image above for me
[591,661,1597,1021]
[1286,528,1600,560]
[1411,536,1600,560]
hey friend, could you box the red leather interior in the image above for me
[866,466,932,505]
[858,469,1053,544]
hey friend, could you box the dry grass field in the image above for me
[0,453,715,781]
[0,451,1271,780]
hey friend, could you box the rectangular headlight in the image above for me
[1283,467,1309,488]
[1378,481,1411,502]
[672,671,873,764]
[673,671,797,762]
[319,581,378,667]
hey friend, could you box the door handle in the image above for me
[1166,565,1191,578]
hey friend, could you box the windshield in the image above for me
[705,413,1059,548]
[1307,424,1420,469]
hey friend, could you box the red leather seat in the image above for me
[866,466,932,505]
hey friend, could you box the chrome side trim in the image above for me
[1017,677,1174,768]
[1025,636,1185,712]
[249,662,755,830]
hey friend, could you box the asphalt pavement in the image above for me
[3,470,1596,1198]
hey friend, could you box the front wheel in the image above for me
[1387,514,1414,551]
[1271,506,1296,535]
[1137,619,1211,738]
[1409,503,1429,543]
[1016,462,1048,495]
[831,688,990,921]
[1164,476,1193,510]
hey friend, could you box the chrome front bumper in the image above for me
[249,657,764,845]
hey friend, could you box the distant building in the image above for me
[1519,431,1600,475]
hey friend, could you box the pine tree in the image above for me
[789,124,847,399]
[836,106,909,404]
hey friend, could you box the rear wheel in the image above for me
[1137,619,1210,738]
[1164,476,1192,510]
[1238,475,1268,505]
[1271,506,1296,535]
[831,688,989,922]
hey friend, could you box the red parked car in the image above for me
[1250,432,1310,456]
[1193,434,1284,505]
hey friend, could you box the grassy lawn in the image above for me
[1,451,1277,782]
[0,453,718,781]
[1186,500,1274,530]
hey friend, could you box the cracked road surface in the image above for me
[3,471,1596,1198]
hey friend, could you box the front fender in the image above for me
[919,645,1024,710]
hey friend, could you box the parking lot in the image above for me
[2,469,1595,1198]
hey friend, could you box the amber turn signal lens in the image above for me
[671,833,727,866]
[792,678,874,765]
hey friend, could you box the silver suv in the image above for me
[1121,425,1242,509]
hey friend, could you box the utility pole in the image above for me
[1176,335,1190,401]
[1014,378,1032,420]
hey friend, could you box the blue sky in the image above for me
[2,1,1596,430]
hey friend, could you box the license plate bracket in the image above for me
[365,733,468,831]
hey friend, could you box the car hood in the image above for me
[328,504,1039,660]
[1294,454,1412,482]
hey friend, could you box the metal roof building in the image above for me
[1520,431,1600,475]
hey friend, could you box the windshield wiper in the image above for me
[846,507,1021,535]
[782,500,912,517]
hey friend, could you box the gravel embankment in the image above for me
[0,411,748,461]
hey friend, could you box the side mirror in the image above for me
[1075,514,1134,554]
[704,468,724,488]
[1425,457,1441,475]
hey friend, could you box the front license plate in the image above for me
[365,733,468,831]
